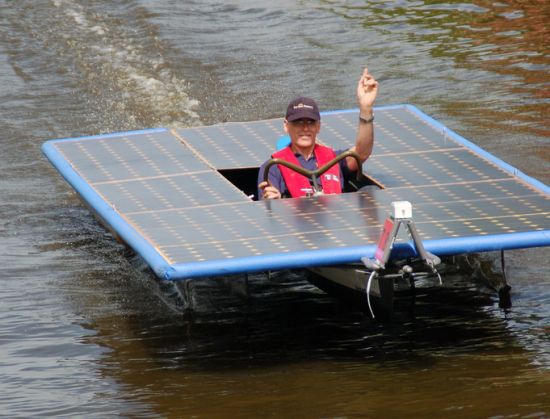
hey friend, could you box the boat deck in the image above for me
[42,105,550,280]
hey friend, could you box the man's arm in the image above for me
[347,68,379,172]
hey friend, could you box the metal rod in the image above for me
[500,249,507,283]
[366,270,377,318]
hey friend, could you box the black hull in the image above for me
[306,267,395,319]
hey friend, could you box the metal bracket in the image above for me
[361,201,442,318]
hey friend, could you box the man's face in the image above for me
[284,118,320,151]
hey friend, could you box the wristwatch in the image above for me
[359,114,375,124]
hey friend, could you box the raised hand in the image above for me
[357,67,379,110]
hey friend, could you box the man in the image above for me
[258,67,379,200]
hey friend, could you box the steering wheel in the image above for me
[262,150,367,194]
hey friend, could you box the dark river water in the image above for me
[1,0,549,417]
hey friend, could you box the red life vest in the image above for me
[272,144,342,197]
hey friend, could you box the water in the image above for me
[1,0,549,417]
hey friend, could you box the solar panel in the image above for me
[42,105,550,281]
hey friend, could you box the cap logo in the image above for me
[293,103,314,110]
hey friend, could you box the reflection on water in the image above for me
[85,265,549,417]
[320,0,549,136]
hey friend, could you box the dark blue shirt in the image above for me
[257,148,354,199]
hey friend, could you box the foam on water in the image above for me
[50,0,200,129]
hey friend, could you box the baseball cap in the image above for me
[285,97,320,122]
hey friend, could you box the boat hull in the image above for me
[306,265,395,318]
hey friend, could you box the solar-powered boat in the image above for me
[42,105,550,317]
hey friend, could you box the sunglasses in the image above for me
[289,119,318,127]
